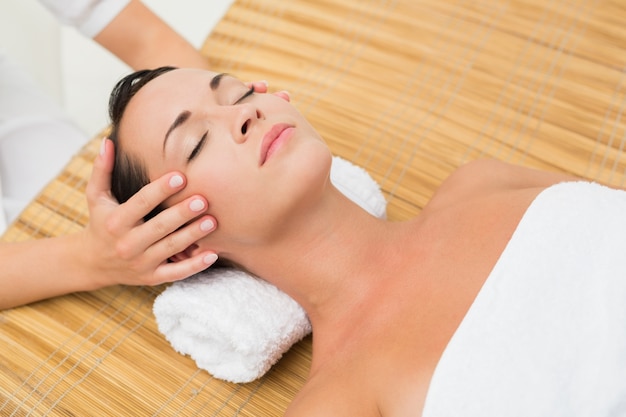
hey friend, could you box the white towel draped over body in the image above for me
[423,181,626,417]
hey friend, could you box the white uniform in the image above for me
[0,0,130,232]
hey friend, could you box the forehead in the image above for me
[119,69,219,149]
[122,69,247,128]
[133,68,219,107]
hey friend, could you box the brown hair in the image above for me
[108,66,177,220]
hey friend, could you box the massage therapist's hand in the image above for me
[0,85,287,309]
[77,83,277,290]
[78,83,278,288]
[82,138,218,288]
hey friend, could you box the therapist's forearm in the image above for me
[0,233,99,310]
[94,0,212,70]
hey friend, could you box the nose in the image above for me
[232,103,264,144]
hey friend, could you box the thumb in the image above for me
[273,90,291,102]
[86,138,115,203]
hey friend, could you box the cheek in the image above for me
[196,170,272,249]
[189,162,254,224]
[195,137,331,246]
[237,142,331,235]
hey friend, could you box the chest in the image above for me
[292,341,433,417]
[291,189,543,416]
[296,325,443,417]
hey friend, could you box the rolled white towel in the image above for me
[154,268,310,383]
[153,156,387,383]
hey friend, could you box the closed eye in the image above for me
[187,85,252,162]
[234,86,255,104]
[188,131,208,162]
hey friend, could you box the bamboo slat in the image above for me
[2,0,625,415]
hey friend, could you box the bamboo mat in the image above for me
[2,0,626,415]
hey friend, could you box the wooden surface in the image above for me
[2,0,626,414]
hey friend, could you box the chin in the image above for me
[215,143,332,247]
[286,144,333,209]
[294,141,332,184]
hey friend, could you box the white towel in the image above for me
[422,181,626,417]
[154,156,387,383]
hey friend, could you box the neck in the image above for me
[229,185,415,355]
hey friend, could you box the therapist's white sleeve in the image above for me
[0,53,87,232]
[37,0,131,38]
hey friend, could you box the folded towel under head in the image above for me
[153,156,387,383]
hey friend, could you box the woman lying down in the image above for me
[107,67,626,417]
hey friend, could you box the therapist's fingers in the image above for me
[273,90,291,102]
[142,216,219,284]
[82,138,219,287]
[86,138,115,205]
[115,172,197,231]
[123,194,212,255]
[86,138,196,229]
[151,249,218,285]
[247,80,269,94]
[126,213,217,285]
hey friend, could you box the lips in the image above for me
[259,123,294,165]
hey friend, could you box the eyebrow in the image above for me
[210,72,227,90]
[162,72,227,154]
[163,111,191,154]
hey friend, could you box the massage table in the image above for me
[2,0,626,414]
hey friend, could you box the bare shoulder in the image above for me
[426,159,580,210]
[444,159,580,192]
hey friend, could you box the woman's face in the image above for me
[119,68,332,252]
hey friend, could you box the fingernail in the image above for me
[203,253,218,265]
[261,80,268,87]
[169,175,184,188]
[99,138,107,156]
[189,199,205,212]
[200,219,214,232]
